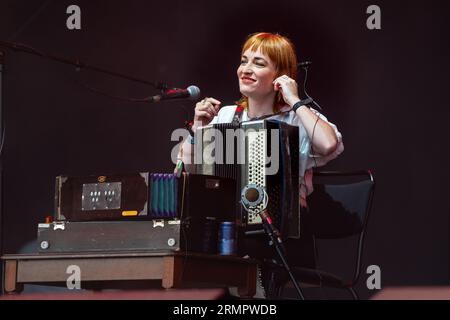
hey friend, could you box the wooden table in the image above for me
[1,251,258,298]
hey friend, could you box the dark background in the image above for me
[1,0,449,299]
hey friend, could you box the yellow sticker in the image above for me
[122,211,138,216]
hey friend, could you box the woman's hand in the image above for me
[273,76,339,155]
[192,97,221,131]
[273,75,301,107]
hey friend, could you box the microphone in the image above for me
[241,184,264,209]
[298,61,312,68]
[241,184,282,243]
[148,85,200,103]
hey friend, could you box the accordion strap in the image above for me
[234,104,293,124]
[232,105,245,125]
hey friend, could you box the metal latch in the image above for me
[53,221,66,231]
[153,220,165,228]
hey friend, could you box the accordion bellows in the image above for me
[149,173,178,218]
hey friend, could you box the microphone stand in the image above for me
[257,207,305,300]
[0,40,167,90]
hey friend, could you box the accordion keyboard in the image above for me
[247,130,266,224]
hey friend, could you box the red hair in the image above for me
[238,32,298,111]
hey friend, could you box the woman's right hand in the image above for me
[192,97,221,131]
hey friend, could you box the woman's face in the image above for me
[237,47,278,99]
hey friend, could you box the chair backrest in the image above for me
[306,170,375,285]
[308,170,375,239]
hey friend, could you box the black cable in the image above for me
[72,69,191,120]
[2,41,49,60]
[302,66,322,111]
[310,115,320,168]
[74,77,154,103]
[0,40,165,89]
[300,65,320,168]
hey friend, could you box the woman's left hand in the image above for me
[273,75,301,107]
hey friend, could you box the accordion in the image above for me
[54,172,236,222]
[42,173,237,254]
[196,119,300,239]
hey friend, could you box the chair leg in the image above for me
[276,284,284,299]
[347,287,359,300]
[263,275,289,300]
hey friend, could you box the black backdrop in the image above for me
[1,0,450,299]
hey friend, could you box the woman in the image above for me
[179,32,343,208]
[177,32,344,296]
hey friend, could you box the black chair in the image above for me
[264,170,375,299]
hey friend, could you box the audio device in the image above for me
[40,173,237,253]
